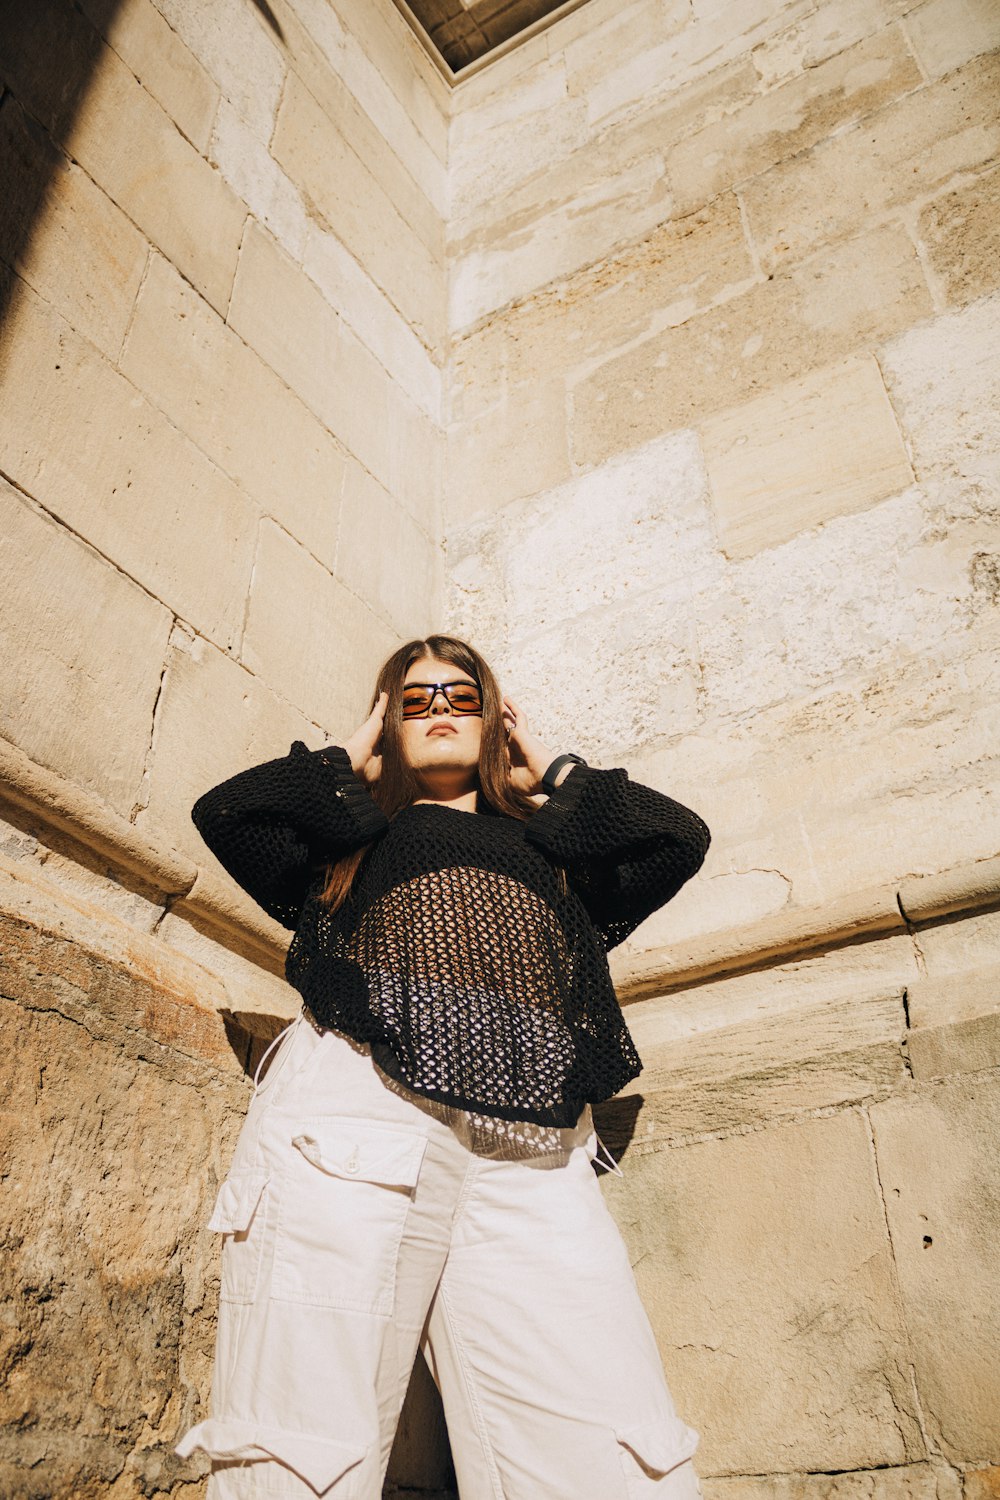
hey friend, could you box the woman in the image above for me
[175,633,711,1500]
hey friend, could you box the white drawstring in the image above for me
[592,1129,624,1178]
[253,1013,301,1091]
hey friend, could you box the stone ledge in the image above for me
[612,857,1000,1002]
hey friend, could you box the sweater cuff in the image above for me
[296,740,389,843]
[523,761,600,844]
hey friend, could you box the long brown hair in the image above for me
[317,634,568,913]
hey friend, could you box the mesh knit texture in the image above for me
[191,740,711,1128]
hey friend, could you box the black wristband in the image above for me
[541,753,587,797]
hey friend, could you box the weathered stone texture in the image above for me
[701,356,914,560]
[902,0,1000,81]
[78,0,220,150]
[0,278,257,654]
[598,1110,925,1475]
[918,166,1000,311]
[0,897,252,1500]
[569,225,931,469]
[0,94,148,361]
[742,51,1000,275]
[242,519,401,733]
[870,1073,1000,1459]
[666,25,923,217]
[0,479,172,818]
[272,69,443,350]
[120,252,346,574]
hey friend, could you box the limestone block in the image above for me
[337,460,437,639]
[571,224,931,468]
[696,480,970,712]
[78,0,218,150]
[599,1111,924,1473]
[242,519,399,731]
[260,0,446,206]
[449,56,759,330]
[0,279,256,652]
[702,1464,960,1500]
[120,252,344,573]
[565,0,815,128]
[909,903,1000,985]
[668,26,922,217]
[918,165,1000,310]
[449,64,592,221]
[210,99,310,262]
[501,592,703,760]
[502,194,756,394]
[271,71,443,350]
[0,480,171,820]
[300,0,449,170]
[304,223,442,419]
[907,1007,1000,1080]
[228,222,392,490]
[742,51,1000,274]
[388,383,444,537]
[149,0,284,139]
[46,6,246,314]
[279,32,442,255]
[878,294,1000,526]
[870,1074,1000,1459]
[617,987,908,1140]
[449,151,671,333]
[0,95,147,361]
[486,429,720,635]
[903,0,1000,81]
[445,379,571,532]
[750,0,918,88]
[701,356,914,560]
[141,624,365,876]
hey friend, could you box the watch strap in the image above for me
[541,753,587,797]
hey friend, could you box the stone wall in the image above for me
[1,0,999,1496]
[442,0,1000,1495]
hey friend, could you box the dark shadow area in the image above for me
[0,0,127,336]
[247,0,286,42]
[593,1090,644,1165]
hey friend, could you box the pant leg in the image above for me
[422,1123,702,1500]
[175,1014,472,1499]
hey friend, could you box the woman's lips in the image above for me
[427,724,457,736]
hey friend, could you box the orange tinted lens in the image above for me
[447,685,481,712]
[401,687,433,716]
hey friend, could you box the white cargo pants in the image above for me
[175,1009,703,1500]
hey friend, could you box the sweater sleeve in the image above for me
[524,762,711,951]
[190,740,389,930]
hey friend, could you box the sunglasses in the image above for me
[401,680,483,719]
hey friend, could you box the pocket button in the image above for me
[345,1148,359,1173]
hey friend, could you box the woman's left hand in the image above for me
[502,696,558,797]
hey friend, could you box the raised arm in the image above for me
[524,762,710,951]
[191,741,389,929]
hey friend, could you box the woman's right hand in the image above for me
[343,690,388,784]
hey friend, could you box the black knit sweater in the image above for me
[191,741,711,1127]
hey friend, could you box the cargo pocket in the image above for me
[207,1167,270,1304]
[272,1116,427,1315]
[614,1418,702,1498]
[174,1416,368,1496]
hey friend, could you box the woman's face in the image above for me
[399,654,484,784]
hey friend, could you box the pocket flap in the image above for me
[175,1416,368,1495]
[291,1119,427,1188]
[207,1168,269,1234]
[615,1416,700,1477]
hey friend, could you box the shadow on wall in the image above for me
[0,0,123,335]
